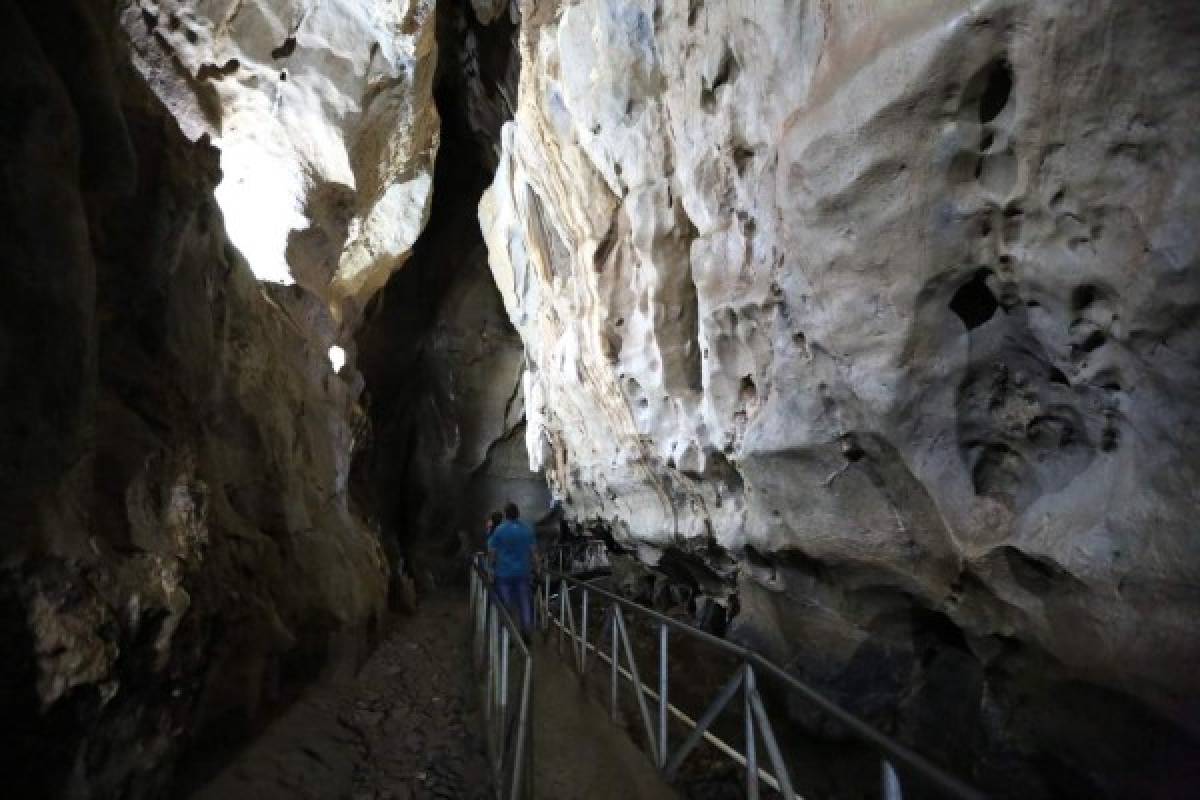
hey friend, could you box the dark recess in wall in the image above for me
[351,2,521,588]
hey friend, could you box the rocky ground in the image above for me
[191,595,490,800]
[190,589,681,800]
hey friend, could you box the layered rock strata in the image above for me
[0,1,387,795]
[481,0,1200,794]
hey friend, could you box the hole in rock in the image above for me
[979,59,1013,123]
[840,433,866,462]
[949,270,999,330]
[197,59,240,80]
[1079,330,1107,353]
[1101,425,1120,452]
[739,375,757,405]
[272,37,297,59]
[1072,284,1098,311]
[733,144,756,174]
[712,46,737,91]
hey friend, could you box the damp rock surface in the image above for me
[0,0,387,795]
[481,0,1200,794]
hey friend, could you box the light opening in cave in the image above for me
[328,345,346,373]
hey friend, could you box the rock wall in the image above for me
[354,0,546,581]
[0,0,387,795]
[123,0,439,316]
[481,0,1200,794]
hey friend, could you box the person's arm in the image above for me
[529,528,541,576]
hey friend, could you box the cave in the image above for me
[2,1,1199,799]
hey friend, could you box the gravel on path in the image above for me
[191,594,491,800]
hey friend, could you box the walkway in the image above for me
[192,595,491,800]
[189,593,676,800]
[532,638,676,799]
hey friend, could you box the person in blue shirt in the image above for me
[487,501,538,637]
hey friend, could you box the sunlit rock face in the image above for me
[483,0,1200,793]
[0,1,386,795]
[122,0,439,313]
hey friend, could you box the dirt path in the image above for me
[532,639,678,800]
[189,593,678,800]
[191,594,491,800]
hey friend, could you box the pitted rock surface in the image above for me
[480,0,1200,794]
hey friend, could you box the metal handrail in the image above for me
[469,556,533,799]
[541,568,986,800]
[543,540,609,575]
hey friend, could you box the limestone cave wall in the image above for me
[0,0,387,795]
[481,0,1200,795]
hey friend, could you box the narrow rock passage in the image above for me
[192,594,491,800]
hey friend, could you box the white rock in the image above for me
[482,0,1200,743]
[124,0,440,312]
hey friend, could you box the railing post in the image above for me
[882,759,903,800]
[745,664,759,800]
[500,626,510,751]
[490,608,500,764]
[658,623,668,769]
[484,605,494,723]
[581,588,590,676]
[559,582,567,654]
[512,654,533,800]
[610,603,619,720]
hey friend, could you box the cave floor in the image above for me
[191,594,491,800]
[189,593,677,800]
[531,636,678,800]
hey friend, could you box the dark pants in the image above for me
[496,574,534,635]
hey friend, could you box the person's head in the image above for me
[489,510,503,530]
[504,501,519,521]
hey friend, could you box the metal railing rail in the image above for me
[540,569,986,800]
[469,556,533,800]
[543,540,610,575]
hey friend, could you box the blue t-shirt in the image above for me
[488,520,535,578]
